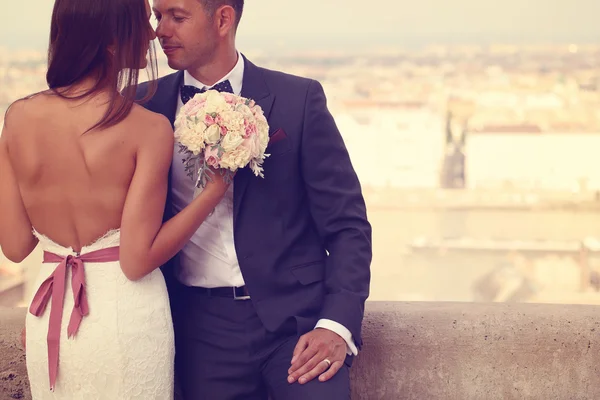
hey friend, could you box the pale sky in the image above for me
[2,0,599,50]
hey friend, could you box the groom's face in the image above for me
[153,0,219,71]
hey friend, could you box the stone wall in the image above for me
[350,302,600,399]
[0,307,28,399]
[2,302,600,399]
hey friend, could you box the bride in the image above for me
[0,0,225,398]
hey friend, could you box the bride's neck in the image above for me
[53,73,118,103]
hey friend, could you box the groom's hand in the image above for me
[287,328,346,385]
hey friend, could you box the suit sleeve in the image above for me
[300,80,372,348]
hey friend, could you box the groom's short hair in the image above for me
[200,0,244,27]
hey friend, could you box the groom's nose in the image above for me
[155,20,169,39]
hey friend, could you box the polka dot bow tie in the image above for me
[180,80,234,104]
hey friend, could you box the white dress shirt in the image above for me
[172,53,245,289]
[171,52,357,355]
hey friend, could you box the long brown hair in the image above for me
[46,0,157,132]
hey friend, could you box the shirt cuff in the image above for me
[315,319,358,356]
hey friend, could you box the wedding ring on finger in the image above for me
[323,359,332,368]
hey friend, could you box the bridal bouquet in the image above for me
[174,90,270,190]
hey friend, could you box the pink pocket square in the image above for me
[269,128,287,145]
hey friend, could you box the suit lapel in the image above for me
[156,62,273,225]
[148,71,184,127]
[146,71,183,221]
[233,56,275,225]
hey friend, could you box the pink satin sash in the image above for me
[29,247,120,391]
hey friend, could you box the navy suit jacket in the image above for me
[136,55,372,348]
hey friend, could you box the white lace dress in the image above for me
[25,229,175,399]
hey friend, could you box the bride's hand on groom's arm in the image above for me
[287,328,346,385]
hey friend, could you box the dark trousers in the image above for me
[174,286,351,400]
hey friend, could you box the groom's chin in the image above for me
[165,57,185,72]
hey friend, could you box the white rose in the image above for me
[176,126,204,154]
[220,110,244,135]
[203,91,228,114]
[192,121,208,137]
[173,125,185,142]
[257,122,269,150]
[174,114,184,131]
[220,147,251,171]
[187,134,205,155]
[203,124,221,145]
[221,131,244,152]
[235,104,253,118]
[176,127,190,145]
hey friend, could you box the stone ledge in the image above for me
[0,307,28,400]
[350,302,600,399]
[3,302,600,399]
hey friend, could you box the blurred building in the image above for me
[465,127,600,191]
[335,100,445,189]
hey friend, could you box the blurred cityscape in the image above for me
[3,43,600,306]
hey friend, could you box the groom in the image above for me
[137,0,372,399]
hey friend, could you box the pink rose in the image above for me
[244,121,257,138]
[204,146,220,168]
[223,93,236,104]
[186,103,202,117]
[241,134,260,158]
[204,114,215,125]
[186,97,200,108]
[185,97,207,116]
[220,125,228,136]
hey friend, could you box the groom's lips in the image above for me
[162,45,181,55]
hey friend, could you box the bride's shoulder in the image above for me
[2,91,50,135]
[127,104,173,144]
[6,90,53,114]
[129,104,171,131]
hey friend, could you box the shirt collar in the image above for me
[183,51,244,96]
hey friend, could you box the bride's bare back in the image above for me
[1,87,227,280]
[3,92,166,252]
